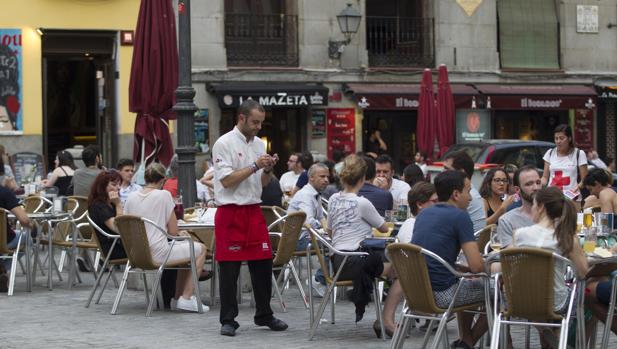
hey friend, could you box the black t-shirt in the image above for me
[88,201,126,259]
[261,176,283,207]
[0,186,20,242]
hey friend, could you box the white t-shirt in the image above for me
[513,224,568,310]
[396,216,416,243]
[389,178,411,203]
[328,192,385,251]
[124,189,175,263]
[543,148,587,194]
[212,127,266,206]
[279,171,300,193]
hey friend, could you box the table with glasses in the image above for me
[29,211,73,290]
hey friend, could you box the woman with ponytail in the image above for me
[512,186,588,312]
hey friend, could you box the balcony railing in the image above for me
[366,16,434,67]
[225,13,298,67]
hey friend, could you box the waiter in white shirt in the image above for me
[212,100,288,337]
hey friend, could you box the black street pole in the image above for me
[174,0,197,207]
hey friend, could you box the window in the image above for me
[497,0,560,69]
[224,0,298,67]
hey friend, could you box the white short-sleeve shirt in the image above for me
[328,192,385,251]
[389,178,411,203]
[212,127,266,206]
[543,148,587,193]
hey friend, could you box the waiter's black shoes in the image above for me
[220,323,239,337]
[255,317,288,331]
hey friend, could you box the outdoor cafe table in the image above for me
[178,219,217,304]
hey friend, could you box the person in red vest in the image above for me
[212,99,287,337]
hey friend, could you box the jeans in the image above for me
[295,236,326,285]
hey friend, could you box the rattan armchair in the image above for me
[386,243,491,349]
[112,215,203,316]
[490,247,580,349]
[474,224,495,255]
[0,208,25,296]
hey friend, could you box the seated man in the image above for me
[287,163,329,296]
[411,170,487,349]
[358,156,393,216]
[0,184,31,292]
[584,168,617,220]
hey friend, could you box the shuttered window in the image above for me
[497,0,560,69]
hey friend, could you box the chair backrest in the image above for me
[386,243,444,314]
[0,209,9,254]
[114,215,158,270]
[500,247,562,321]
[67,196,88,221]
[23,195,45,213]
[272,211,306,267]
[53,220,75,242]
[262,206,285,232]
[86,214,121,261]
[475,224,495,252]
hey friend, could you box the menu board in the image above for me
[326,108,355,159]
[574,109,593,152]
[0,29,23,134]
[12,152,45,184]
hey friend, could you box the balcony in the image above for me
[366,16,434,68]
[225,13,298,67]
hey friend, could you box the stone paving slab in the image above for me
[2,261,617,348]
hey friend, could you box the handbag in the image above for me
[359,237,394,251]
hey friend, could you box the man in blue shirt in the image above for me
[411,170,486,349]
[358,156,393,216]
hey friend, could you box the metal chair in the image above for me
[0,208,26,296]
[386,243,491,349]
[268,211,307,312]
[305,225,386,340]
[112,215,203,316]
[84,214,127,308]
[490,248,580,349]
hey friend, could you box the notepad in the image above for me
[199,208,217,225]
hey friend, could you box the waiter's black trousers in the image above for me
[218,258,274,326]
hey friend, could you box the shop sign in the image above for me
[456,109,491,142]
[573,109,593,152]
[220,91,327,108]
[311,109,326,138]
[488,95,596,110]
[356,95,419,110]
[327,108,355,159]
[0,29,22,135]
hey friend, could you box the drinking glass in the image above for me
[490,231,502,252]
[583,227,598,254]
[174,195,184,220]
[583,211,594,228]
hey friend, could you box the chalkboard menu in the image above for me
[12,152,45,184]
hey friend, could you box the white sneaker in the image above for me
[176,296,210,313]
[306,278,326,298]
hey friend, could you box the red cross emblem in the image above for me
[550,170,570,189]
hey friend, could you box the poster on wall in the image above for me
[326,108,355,159]
[456,109,491,142]
[311,109,326,138]
[0,29,23,135]
[573,109,593,152]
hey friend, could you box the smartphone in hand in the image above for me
[564,189,579,200]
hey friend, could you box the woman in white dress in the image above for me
[124,163,208,312]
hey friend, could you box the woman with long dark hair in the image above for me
[87,170,126,261]
[42,150,76,196]
[479,168,515,225]
[541,124,588,204]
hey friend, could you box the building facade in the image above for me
[192,0,617,174]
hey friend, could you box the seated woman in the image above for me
[42,150,76,196]
[379,182,437,337]
[87,170,127,261]
[327,154,391,324]
[480,168,515,225]
[124,163,208,313]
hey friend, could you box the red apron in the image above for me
[214,204,272,262]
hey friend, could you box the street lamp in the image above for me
[328,3,362,59]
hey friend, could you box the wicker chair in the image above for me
[22,195,50,213]
[268,211,307,312]
[474,224,495,255]
[84,214,127,308]
[490,248,579,349]
[112,215,203,316]
[49,219,99,287]
[305,225,386,341]
[386,243,491,349]
[0,208,25,296]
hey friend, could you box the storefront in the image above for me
[345,83,476,170]
[207,83,328,175]
[594,81,617,161]
[476,85,597,150]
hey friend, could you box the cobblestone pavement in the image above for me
[2,261,616,348]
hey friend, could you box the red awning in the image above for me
[477,84,597,110]
[345,83,477,110]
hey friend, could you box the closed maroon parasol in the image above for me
[129,0,178,167]
[435,64,455,158]
[416,68,436,160]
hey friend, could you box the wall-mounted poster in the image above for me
[326,108,355,159]
[0,29,23,134]
[456,109,491,142]
[573,109,593,152]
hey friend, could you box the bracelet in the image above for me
[250,162,259,174]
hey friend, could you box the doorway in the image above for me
[42,30,117,170]
[363,111,417,173]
